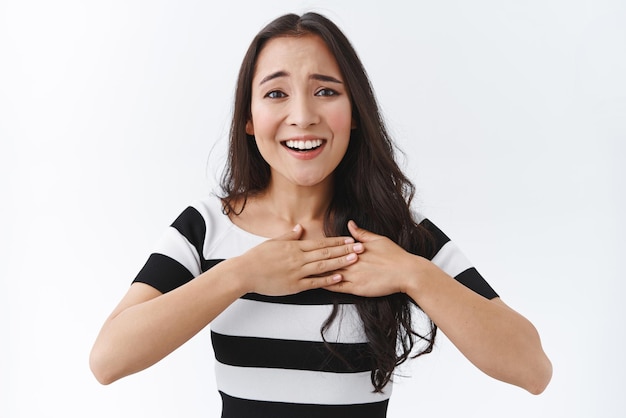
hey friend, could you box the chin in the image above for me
[293,179,324,188]
[290,174,331,188]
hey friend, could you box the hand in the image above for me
[325,221,421,297]
[235,224,364,296]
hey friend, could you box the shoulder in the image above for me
[185,194,266,259]
[189,193,229,222]
[153,194,238,266]
[411,209,499,299]
[169,194,226,244]
[411,209,451,251]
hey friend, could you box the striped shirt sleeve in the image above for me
[132,206,207,293]
[419,218,498,299]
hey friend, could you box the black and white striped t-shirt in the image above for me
[133,195,498,418]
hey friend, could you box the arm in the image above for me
[404,261,552,394]
[89,226,363,385]
[326,221,552,394]
[89,260,245,385]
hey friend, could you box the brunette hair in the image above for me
[220,12,437,392]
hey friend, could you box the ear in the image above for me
[245,120,254,136]
[351,118,357,130]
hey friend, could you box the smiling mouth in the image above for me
[283,139,325,152]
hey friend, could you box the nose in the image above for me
[286,95,320,128]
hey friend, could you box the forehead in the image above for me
[253,34,342,81]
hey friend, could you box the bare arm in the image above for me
[326,221,552,394]
[404,263,552,394]
[89,259,244,385]
[89,226,363,385]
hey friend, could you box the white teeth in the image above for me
[285,139,323,150]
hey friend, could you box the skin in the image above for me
[239,34,354,239]
[247,35,353,193]
[90,34,552,394]
[89,34,360,385]
[328,221,552,394]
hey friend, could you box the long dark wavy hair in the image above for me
[220,12,437,392]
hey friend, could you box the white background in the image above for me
[1,0,624,416]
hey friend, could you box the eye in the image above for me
[315,88,338,97]
[265,90,287,99]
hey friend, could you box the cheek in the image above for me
[249,100,278,135]
[326,103,354,136]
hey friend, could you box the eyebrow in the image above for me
[259,71,343,85]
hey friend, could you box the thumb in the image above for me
[273,223,304,241]
[347,220,380,243]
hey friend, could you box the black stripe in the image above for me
[219,391,389,418]
[166,207,225,273]
[242,289,364,305]
[211,331,373,373]
[418,218,450,260]
[204,258,225,272]
[455,267,499,299]
[133,253,194,293]
[171,206,206,264]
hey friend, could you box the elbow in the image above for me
[89,344,121,386]
[531,361,553,395]
[92,371,116,386]
[524,354,553,395]
[514,319,553,395]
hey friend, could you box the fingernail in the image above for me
[344,237,355,244]
[346,253,357,261]
[292,224,302,232]
[353,243,363,252]
[332,274,342,282]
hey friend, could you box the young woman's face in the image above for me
[247,35,353,189]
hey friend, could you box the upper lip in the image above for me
[281,135,325,142]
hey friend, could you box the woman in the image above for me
[90,12,552,417]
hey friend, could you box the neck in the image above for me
[262,176,333,225]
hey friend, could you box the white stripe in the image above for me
[190,198,268,259]
[152,226,202,277]
[211,298,367,343]
[215,362,391,405]
[431,241,473,278]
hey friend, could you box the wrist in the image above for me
[212,256,252,297]
[401,255,434,296]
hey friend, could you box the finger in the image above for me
[347,220,380,243]
[302,242,364,264]
[272,224,304,241]
[302,252,359,277]
[298,236,355,252]
[298,273,343,291]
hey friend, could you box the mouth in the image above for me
[282,138,325,152]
